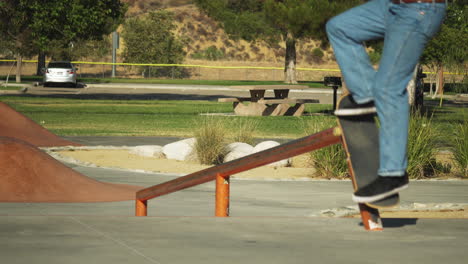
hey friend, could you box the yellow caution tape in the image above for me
[0,59,463,75]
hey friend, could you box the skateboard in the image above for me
[337,94,399,209]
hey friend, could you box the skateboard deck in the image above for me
[337,95,399,209]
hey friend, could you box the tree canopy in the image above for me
[421,1,467,73]
[0,0,126,81]
[194,0,360,83]
[121,10,187,78]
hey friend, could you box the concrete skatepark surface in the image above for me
[0,102,81,147]
[1,135,467,263]
[0,104,141,203]
[0,137,141,202]
[1,164,467,264]
[0,86,467,263]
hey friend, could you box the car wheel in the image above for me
[43,82,48,87]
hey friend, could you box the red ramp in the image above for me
[0,137,142,202]
[0,102,81,147]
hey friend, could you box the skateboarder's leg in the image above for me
[326,0,387,107]
[353,2,447,203]
[375,2,446,177]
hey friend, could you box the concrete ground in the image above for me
[1,136,468,264]
[6,82,343,105]
[1,85,466,263]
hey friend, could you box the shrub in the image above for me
[229,118,259,145]
[122,11,186,77]
[194,116,228,165]
[311,48,324,63]
[450,120,468,177]
[407,114,444,179]
[190,46,225,61]
[368,50,381,65]
[304,117,348,179]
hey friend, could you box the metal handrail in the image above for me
[136,127,341,216]
[134,127,383,231]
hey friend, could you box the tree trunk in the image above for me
[437,65,444,95]
[284,36,297,84]
[16,55,22,83]
[36,52,46,76]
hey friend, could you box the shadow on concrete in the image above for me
[358,218,419,229]
[382,218,419,228]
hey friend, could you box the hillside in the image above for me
[122,0,337,67]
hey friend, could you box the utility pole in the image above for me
[112,31,119,78]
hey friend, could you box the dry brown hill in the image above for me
[122,0,336,67]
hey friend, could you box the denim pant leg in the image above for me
[326,0,389,103]
[375,3,447,176]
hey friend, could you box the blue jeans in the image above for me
[326,0,446,176]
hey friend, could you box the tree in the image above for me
[0,0,126,82]
[420,1,467,96]
[194,0,360,83]
[121,10,187,78]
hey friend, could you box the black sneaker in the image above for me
[352,174,409,203]
[334,95,376,116]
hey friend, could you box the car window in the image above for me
[48,62,72,68]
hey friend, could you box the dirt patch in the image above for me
[51,148,467,218]
[377,209,467,219]
[54,148,317,181]
[321,204,467,219]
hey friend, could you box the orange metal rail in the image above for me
[135,127,383,231]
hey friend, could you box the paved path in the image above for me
[1,136,467,264]
[5,82,342,105]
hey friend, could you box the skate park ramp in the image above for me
[0,137,142,202]
[0,102,81,147]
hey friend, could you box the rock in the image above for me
[223,142,254,162]
[253,141,290,167]
[129,145,164,158]
[163,138,197,161]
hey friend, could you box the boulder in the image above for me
[253,140,290,167]
[223,142,254,162]
[163,138,197,161]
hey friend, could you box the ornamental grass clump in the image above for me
[304,117,348,179]
[406,113,443,179]
[194,116,228,165]
[229,118,259,145]
[450,120,468,177]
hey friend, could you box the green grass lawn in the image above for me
[0,95,333,138]
[0,85,22,91]
[0,95,465,144]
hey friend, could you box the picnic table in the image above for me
[218,85,319,116]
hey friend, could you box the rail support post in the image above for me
[136,199,148,216]
[359,204,383,231]
[215,173,230,217]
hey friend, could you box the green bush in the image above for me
[193,116,228,165]
[311,48,324,63]
[190,46,225,61]
[450,120,468,177]
[122,10,187,78]
[304,117,348,179]
[407,114,444,179]
[368,50,381,65]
